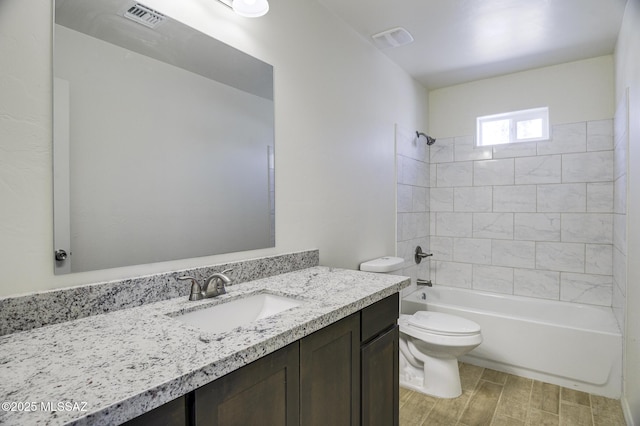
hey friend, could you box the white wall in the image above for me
[615,0,640,422]
[0,0,428,296]
[429,56,614,138]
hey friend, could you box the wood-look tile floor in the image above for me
[399,363,627,426]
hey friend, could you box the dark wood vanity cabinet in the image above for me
[193,342,300,426]
[300,313,360,426]
[123,293,399,426]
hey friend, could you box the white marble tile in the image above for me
[436,162,473,187]
[455,135,492,161]
[613,175,626,214]
[430,187,454,212]
[413,186,429,212]
[613,246,627,298]
[585,244,613,276]
[397,184,413,213]
[537,122,586,155]
[473,213,514,239]
[453,186,492,212]
[434,261,472,288]
[562,151,614,183]
[612,282,625,332]
[537,183,586,212]
[430,138,454,163]
[514,213,560,241]
[473,265,513,294]
[400,212,429,240]
[453,238,492,264]
[561,213,612,244]
[492,141,537,158]
[429,164,437,188]
[473,159,514,186]
[435,212,473,237]
[613,213,627,254]
[399,156,428,186]
[430,212,436,236]
[536,242,585,272]
[587,182,613,213]
[614,132,628,180]
[491,240,535,268]
[430,236,453,261]
[513,268,560,300]
[587,119,614,152]
[614,91,628,147]
[493,185,537,212]
[560,272,612,306]
[514,155,561,184]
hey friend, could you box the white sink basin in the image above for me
[172,293,302,334]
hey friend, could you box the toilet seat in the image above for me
[407,311,481,336]
[399,312,482,345]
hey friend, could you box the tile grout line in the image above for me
[455,365,485,425]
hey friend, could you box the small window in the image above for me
[476,107,549,146]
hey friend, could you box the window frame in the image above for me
[476,107,550,147]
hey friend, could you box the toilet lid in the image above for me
[408,311,481,336]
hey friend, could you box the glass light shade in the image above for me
[232,0,269,17]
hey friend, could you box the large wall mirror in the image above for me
[53,0,275,274]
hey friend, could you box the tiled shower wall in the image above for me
[424,119,615,307]
[396,125,430,295]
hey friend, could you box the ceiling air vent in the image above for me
[124,3,167,29]
[371,27,414,49]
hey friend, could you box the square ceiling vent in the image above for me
[371,27,414,49]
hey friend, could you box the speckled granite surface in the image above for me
[0,250,319,336]
[0,266,409,426]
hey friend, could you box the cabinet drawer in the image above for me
[360,293,399,343]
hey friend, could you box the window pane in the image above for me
[516,118,542,140]
[482,119,510,145]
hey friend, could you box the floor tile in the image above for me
[532,381,561,414]
[561,388,591,407]
[399,363,626,426]
[560,402,593,426]
[459,381,503,425]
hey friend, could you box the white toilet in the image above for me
[360,256,483,399]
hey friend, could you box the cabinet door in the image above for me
[300,313,360,426]
[361,325,399,426]
[194,342,299,426]
[122,395,187,426]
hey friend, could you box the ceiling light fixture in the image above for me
[218,0,269,17]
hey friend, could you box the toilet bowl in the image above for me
[359,256,483,399]
[399,310,482,398]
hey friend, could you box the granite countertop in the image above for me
[0,266,409,425]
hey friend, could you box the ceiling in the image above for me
[318,0,628,89]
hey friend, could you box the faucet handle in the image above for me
[178,276,203,301]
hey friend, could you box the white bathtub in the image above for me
[402,286,622,398]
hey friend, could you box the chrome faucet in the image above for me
[178,269,233,301]
[417,279,432,287]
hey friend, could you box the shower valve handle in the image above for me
[414,246,433,264]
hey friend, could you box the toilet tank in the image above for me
[359,256,405,274]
